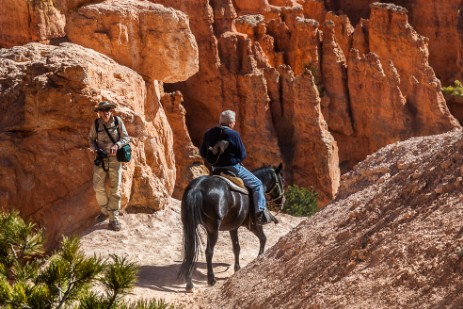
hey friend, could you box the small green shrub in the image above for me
[442,80,463,97]
[0,210,176,309]
[283,185,319,217]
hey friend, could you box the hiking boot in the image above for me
[95,213,108,223]
[109,220,122,231]
[256,210,272,225]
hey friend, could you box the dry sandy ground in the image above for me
[79,199,303,306]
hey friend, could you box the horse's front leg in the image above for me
[250,224,267,256]
[206,230,218,286]
[229,229,241,271]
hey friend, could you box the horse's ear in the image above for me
[275,163,282,174]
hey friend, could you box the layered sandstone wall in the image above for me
[318,0,463,86]
[164,0,459,199]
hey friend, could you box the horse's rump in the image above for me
[182,175,251,229]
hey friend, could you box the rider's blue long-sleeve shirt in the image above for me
[200,125,246,167]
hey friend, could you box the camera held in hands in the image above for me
[94,148,108,166]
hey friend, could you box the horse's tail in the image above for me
[178,186,203,283]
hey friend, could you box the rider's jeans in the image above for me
[218,163,266,213]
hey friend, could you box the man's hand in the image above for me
[110,144,119,155]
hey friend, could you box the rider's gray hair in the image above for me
[219,110,236,125]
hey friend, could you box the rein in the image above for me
[265,169,284,205]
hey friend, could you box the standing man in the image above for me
[200,110,273,225]
[88,101,130,231]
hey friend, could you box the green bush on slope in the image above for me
[442,80,463,97]
[283,185,319,217]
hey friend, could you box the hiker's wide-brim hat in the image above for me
[94,101,116,112]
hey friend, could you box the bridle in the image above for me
[265,168,285,208]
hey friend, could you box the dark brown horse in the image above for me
[178,164,285,291]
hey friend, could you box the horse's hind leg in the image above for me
[206,230,218,286]
[229,229,241,271]
[250,224,267,256]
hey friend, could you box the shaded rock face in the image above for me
[0,43,175,245]
[193,128,463,309]
[324,0,376,25]
[388,0,463,124]
[276,67,340,203]
[308,0,463,123]
[161,91,209,199]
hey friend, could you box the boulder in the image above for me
[67,0,199,83]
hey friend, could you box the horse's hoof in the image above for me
[186,284,194,293]
[270,213,279,224]
[208,278,217,286]
[234,265,240,272]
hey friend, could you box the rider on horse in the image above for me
[200,110,274,225]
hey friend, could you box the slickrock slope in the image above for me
[187,128,463,308]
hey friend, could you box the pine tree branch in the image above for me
[9,244,17,260]
[56,265,75,309]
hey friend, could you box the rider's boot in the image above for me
[256,209,273,225]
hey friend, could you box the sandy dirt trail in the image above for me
[79,198,303,306]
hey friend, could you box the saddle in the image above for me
[212,169,248,195]
[211,169,278,225]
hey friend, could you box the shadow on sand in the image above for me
[137,261,232,293]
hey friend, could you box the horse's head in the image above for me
[266,163,285,209]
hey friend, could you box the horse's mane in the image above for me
[252,165,273,173]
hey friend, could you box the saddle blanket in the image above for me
[212,175,248,195]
